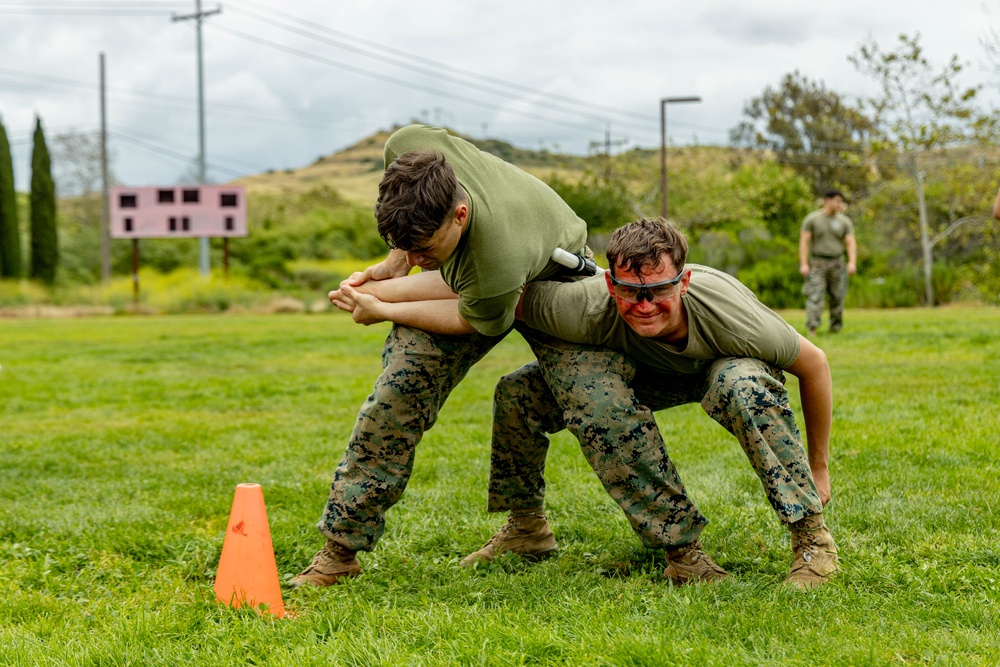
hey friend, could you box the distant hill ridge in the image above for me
[234,124,592,204]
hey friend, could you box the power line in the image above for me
[109,129,245,179]
[226,1,659,126]
[0,67,343,129]
[209,22,650,137]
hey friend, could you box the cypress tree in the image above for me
[29,116,58,285]
[0,116,21,278]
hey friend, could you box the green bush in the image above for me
[545,172,633,232]
[738,260,803,309]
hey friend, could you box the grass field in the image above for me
[1,307,998,666]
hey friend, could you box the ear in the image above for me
[678,268,692,297]
[604,270,615,296]
[452,203,469,230]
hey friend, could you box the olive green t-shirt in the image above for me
[384,125,588,336]
[521,265,801,374]
[801,209,854,258]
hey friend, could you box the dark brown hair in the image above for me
[374,150,465,250]
[606,218,688,277]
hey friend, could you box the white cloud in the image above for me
[0,0,996,190]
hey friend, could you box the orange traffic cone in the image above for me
[214,483,286,618]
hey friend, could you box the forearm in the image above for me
[797,365,832,473]
[846,236,857,265]
[786,338,833,503]
[798,233,811,270]
[373,299,477,335]
[357,270,458,302]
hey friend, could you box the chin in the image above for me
[626,318,664,338]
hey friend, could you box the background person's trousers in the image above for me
[805,255,848,332]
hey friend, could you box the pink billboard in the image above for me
[109,185,248,239]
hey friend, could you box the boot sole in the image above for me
[518,546,558,563]
[461,546,558,568]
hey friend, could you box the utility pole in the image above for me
[600,123,627,179]
[659,96,701,220]
[99,52,110,282]
[173,0,221,277]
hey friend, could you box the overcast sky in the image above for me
[2,0,998,192]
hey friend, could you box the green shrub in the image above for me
[738,261,802,309]
[545,172,632,232]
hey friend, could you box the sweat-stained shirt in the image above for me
[384,125,588,336]
[520,264,801,374]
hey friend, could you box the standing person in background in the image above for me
[799,189,857,337]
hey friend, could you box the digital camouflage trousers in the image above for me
[804,255,848,332]
[487,333,822,549]
[317,323,564,552]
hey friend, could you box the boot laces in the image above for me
[793,531,822,567]
[484,512,541,547]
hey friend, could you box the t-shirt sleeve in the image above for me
[459,290,521,336]
[520,281,596,344]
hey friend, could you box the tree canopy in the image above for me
[730,70,876,196]
[30,116,58,285]
[0,116,21,278]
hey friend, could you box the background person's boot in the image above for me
[784,514,839,589]
[663,540,728,584]
[460,511,557,567]
[289,539,362,588]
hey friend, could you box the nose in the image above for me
[632,296,657,313]
[405,251,422,267]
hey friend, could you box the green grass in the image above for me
[1,307,998,666]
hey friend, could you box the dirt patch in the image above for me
[0,305,116,318]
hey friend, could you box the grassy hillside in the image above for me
[234,126,597,205]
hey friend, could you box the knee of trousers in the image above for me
[700,357,788,418]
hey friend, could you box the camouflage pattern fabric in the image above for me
[804,255,848,332]
[489,332,822,549]
[318,323,505,551]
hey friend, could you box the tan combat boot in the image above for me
[289,539,362,588]
[784,514,839,589]
[460,511,557,568]
[663,540,729,584]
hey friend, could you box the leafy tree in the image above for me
[0,116,21,278]
[51,130,113,198]
[730,70,877,196]
[850,32,989,305]
[29,117,58,284]
[545,170,633,232]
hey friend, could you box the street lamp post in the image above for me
[660,96,702,220]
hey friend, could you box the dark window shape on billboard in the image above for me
[120,194,137,208]
[225,216,234,231]
[158,189,175,204]
[182,217,191,231]
[169,217,177,232]
[124,217,133,232]
[220,193,238,207]
[182,189,200,203]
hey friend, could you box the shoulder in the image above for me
[385,124,454,157]
[801,209,822,228]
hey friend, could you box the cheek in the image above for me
[612,296,634,315]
